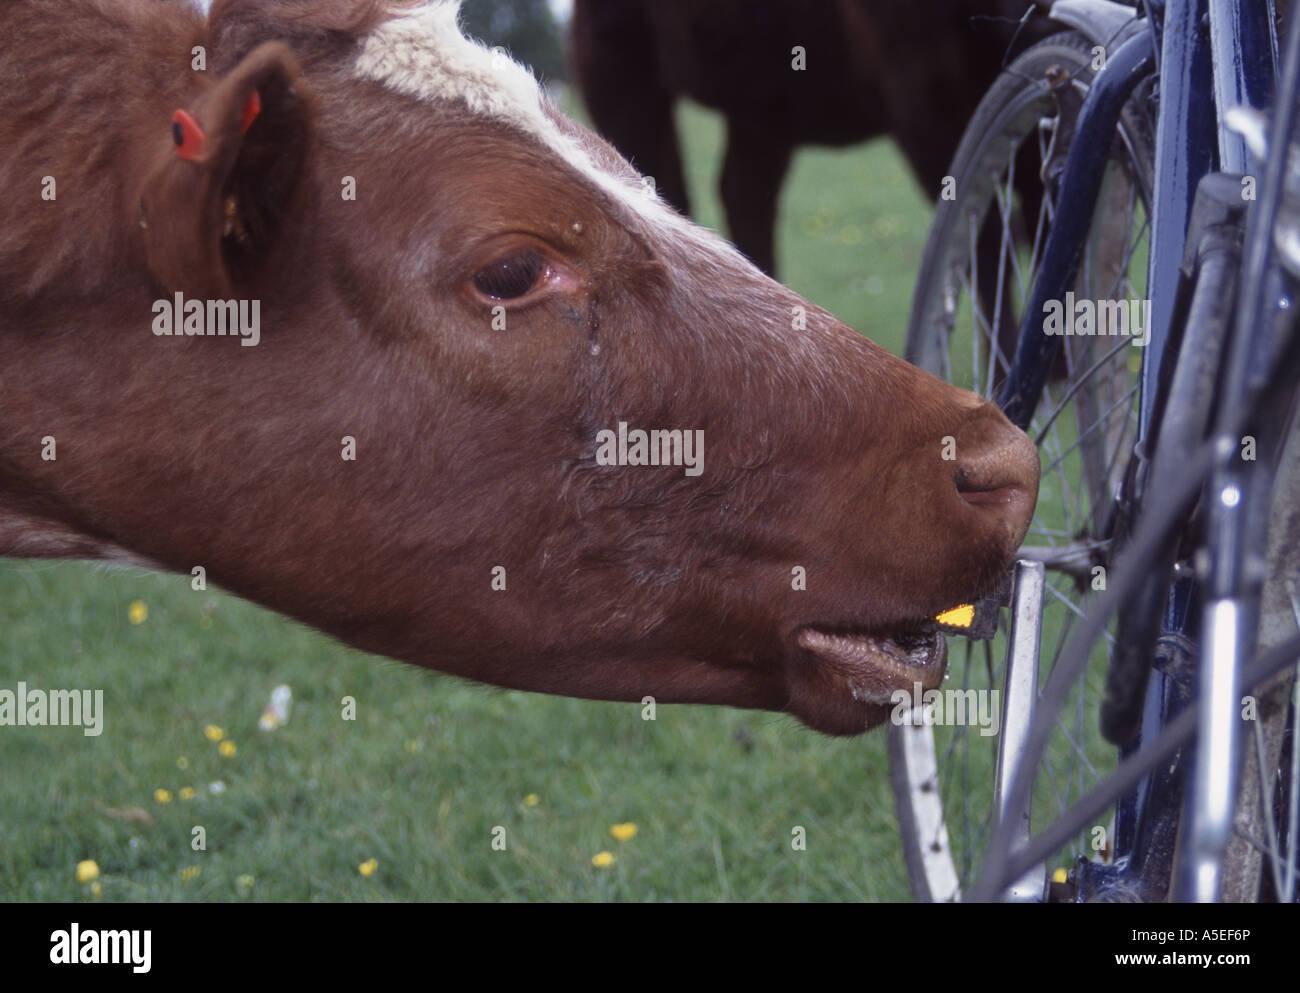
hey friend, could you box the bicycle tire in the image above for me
[892,28,1156,901]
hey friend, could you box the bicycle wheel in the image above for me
[891,29,1156,901]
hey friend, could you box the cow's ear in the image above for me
[139,42,309,299]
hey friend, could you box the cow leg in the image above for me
[569,2,690,217]
[585,86,688,217]
[720,124,791,277]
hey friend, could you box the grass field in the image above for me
[0,102,938,903]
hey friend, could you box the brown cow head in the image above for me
[0,0,1037,735]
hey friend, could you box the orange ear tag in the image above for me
[240,89,261,135]
[171,109,205,161]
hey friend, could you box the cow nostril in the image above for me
[954,450,1036,496]
[956,480,1024,508]
[941,402,1041,562]
[950,423,1040,519]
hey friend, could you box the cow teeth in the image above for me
[906,640,934,663]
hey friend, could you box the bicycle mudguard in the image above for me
[1049,0,1147,48]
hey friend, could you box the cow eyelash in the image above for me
[471,250,547,301]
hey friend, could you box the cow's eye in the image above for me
[472,250,545,300]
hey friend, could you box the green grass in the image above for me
[0,565,906,902]
[0,102,939,903]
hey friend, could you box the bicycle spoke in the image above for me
[1040,382,1140,481]
[1044,581,1117,650]
[1031,338,1135,444]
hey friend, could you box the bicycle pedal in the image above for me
[930,570,1012,641]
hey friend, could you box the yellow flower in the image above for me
[236,874,255,890]
[203,725,224,742]
[218,739,237,757]
[610,822,637,842]
[179,786,196,801]
[403,739,422,753]
[127,600,148,625]
[176,755,189,771]
[523,793,540,807]
[90,881,102,899]
[180,866,200,883]
[358,858,378,877]
[154,788,173,804]
[591,851,615,868]
[75,860,99,883]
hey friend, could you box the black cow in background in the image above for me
[571,0,1056,276]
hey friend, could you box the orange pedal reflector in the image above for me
[935,604,975,628]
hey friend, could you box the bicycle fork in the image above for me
[993,560,1048,900]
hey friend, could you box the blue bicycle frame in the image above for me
[993,0,1279,900]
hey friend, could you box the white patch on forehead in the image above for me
[354,2,546,144]
[351,1,744,259]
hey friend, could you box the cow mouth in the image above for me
[796,624,948,705]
